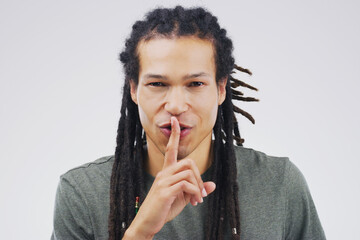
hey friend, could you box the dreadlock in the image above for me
[108,6,258,240]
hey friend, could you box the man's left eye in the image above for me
[189,81,204,87]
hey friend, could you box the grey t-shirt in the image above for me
[51,146,326,239]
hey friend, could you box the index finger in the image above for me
[163,116,180,169]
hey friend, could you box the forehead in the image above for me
[137,37,216,77]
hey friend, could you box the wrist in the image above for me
[123,220,154,240]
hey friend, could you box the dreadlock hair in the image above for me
[108,6,258,240]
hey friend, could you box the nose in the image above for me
[164,87,188,116]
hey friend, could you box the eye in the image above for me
[148,82,165,87]
[189,81,204,87]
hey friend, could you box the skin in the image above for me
[124,36,227,239]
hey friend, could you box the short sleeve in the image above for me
[51,176,94,240]
[284,160,326,240]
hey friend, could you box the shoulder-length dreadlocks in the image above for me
[108,6,258,240]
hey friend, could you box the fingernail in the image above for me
[199,197,203,203]
[194,201,198,206]
[202,188,207,197]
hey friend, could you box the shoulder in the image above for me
[59,155,114,191]
[233,145,307,195]
[53,156,114,239]
[54,155,114,222]
[63,155,114,173]
[233,145,296,180]
[61,155,114,178]
[233,146,326,238]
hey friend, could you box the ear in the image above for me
[218,76,227,105]
[129,80,138,105]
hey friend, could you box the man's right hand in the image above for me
[124,117,216,240]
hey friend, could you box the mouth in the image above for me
[159,123,192,139]
[162,125,187,131]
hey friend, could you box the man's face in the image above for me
[130,36,226,159]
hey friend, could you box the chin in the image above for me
[176,147,192,160]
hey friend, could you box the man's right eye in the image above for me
[148,82,165,87]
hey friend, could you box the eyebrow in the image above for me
[143,72,211,80]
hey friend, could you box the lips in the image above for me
[159,122,192,139]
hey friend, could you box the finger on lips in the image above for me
[163,117,180,168]
[162,116,206,205]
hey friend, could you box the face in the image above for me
[130,36,226,159]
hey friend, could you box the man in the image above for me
[52,6,326,240]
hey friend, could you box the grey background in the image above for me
[1,0,359,239]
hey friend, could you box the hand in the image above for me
[124,117,216,239]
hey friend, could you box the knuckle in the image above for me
[156,178,168,188]
[188,158,196,166]
[179,180,186,189]
[156,171,163,179]
[156,179,164,187]
[184,170,192,178]
[182,158,191,166]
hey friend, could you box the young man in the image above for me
[52,6,326,240]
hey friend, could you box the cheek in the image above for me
[137,99,154,129]
[137,104,147,124]
[137,90,163,130]
[208,101,219,126]
[193,94,219,127]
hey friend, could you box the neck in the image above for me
[145,133,214,177]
